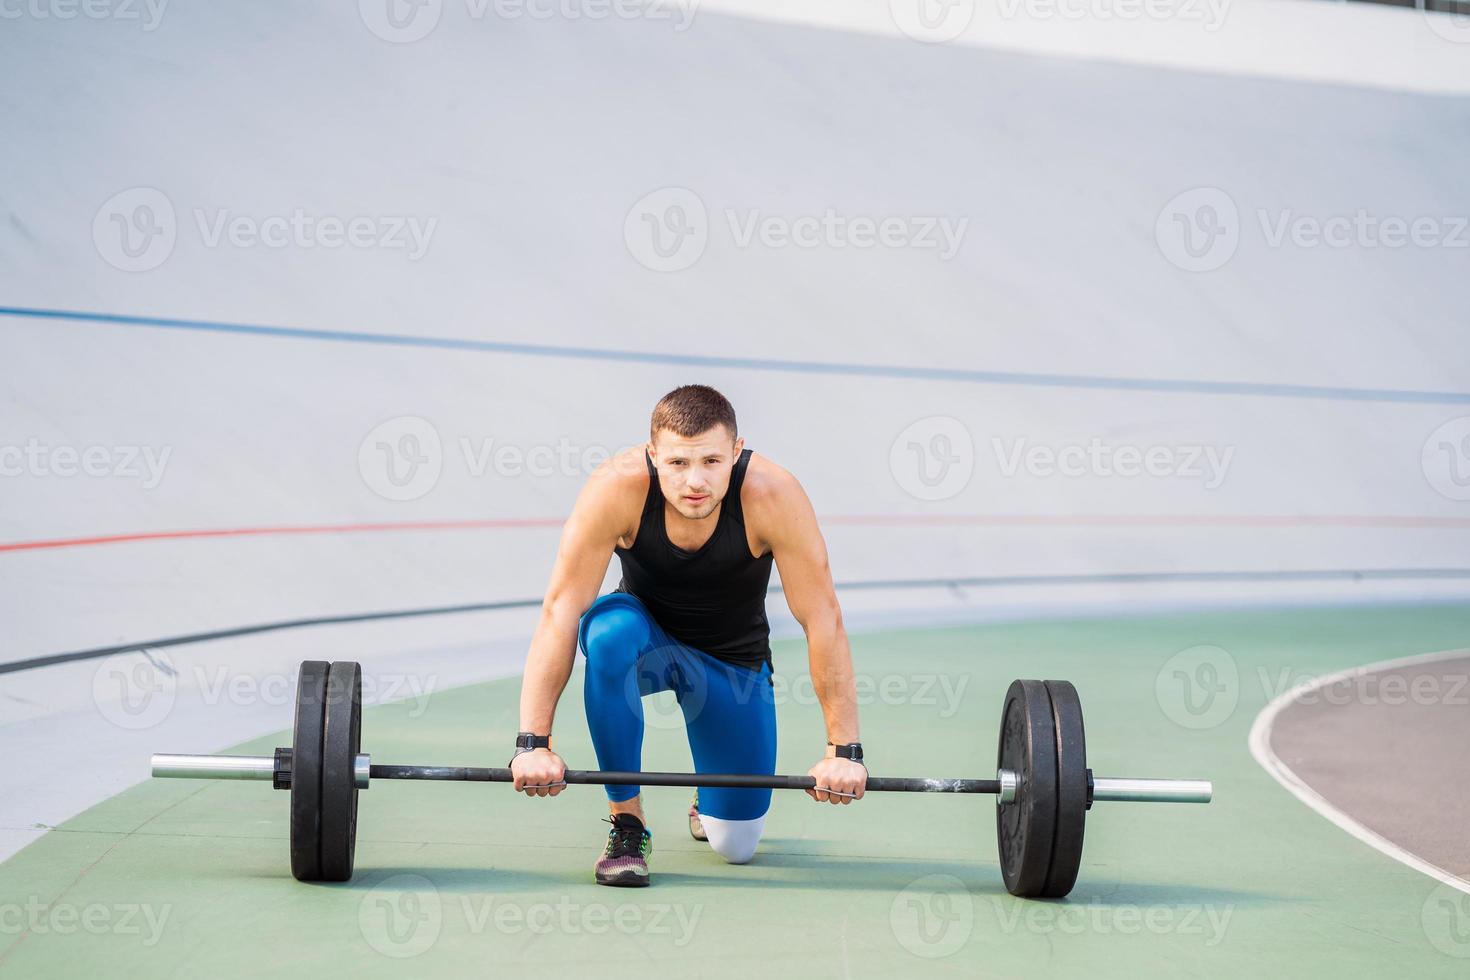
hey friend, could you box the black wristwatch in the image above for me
[509,732,551,765]
[828,741,864,764]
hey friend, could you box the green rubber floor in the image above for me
[3,603,1469,977]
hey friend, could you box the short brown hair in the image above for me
[650,385,737,443]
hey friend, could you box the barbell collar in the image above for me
[997,768,1018,804]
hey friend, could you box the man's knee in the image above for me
[699,814,765,864]
[582,605,649,682]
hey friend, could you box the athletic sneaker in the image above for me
[595,813,652,887]
[688,791,707,842]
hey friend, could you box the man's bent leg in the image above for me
[682,655,778,864]
[579,593,682,821]
[581,595,657,806]
[579,594,674,886]
[697,814,767,865]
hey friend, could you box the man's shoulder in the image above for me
[742,452,806,516]
[742,453,818,553]
[578,445,649,522]
[597,445,649,481]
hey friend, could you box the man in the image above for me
[509,384,868,886]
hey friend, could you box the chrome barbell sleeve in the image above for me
[152,752,372,789]
[151,753,276,780]
[1090,776,1213,804]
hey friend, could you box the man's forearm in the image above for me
[517,605,581,735]
[806,617,859,744]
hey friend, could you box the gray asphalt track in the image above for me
[1268,654,1470,877]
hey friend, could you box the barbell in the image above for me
[150,660,1212,898]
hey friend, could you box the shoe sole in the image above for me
[596,872,650,887]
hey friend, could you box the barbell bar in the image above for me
[149,661,1212,897]
[150,753,1210,804]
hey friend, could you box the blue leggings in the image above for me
[577,592,777,821]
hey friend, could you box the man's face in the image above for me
[649,426,743,520]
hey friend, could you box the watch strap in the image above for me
[509,732,551,765]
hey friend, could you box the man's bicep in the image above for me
[775,544,839,630]
[768,484,841,629]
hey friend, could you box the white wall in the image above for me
[3,0,1468,667]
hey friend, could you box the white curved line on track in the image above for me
[1248,647,1470,896]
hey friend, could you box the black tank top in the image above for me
[614,448,775,671]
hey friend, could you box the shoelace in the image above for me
[603,818,645,859]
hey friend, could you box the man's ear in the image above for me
[733,435,745,456]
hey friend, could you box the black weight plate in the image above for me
[1041,680,1087,898]
[319,661,362,882]
[995,679,1059,897]
[290,660,330,882]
